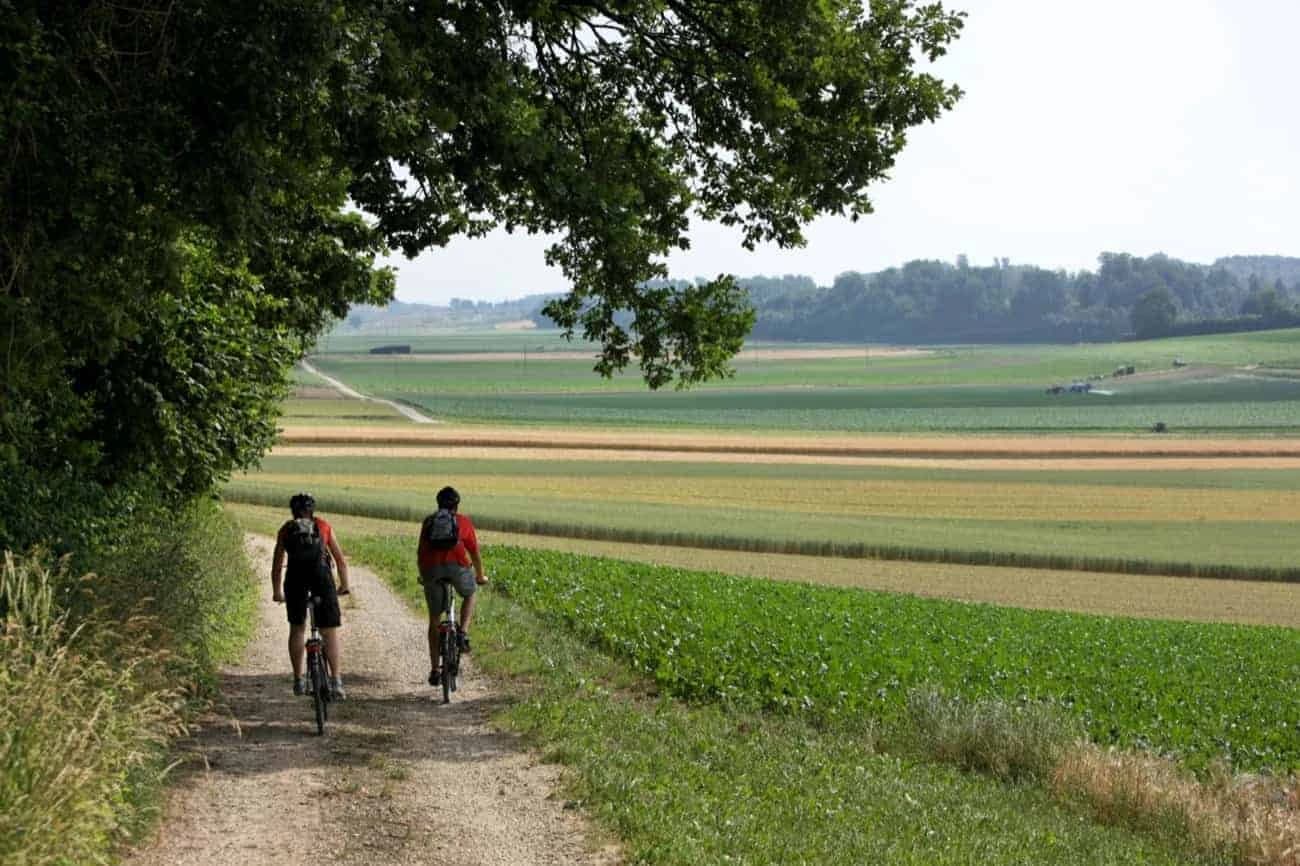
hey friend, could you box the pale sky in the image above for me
[383,0,1300,305]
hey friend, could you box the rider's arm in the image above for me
[327,534,351,592]
[271,539,286,602]
[461,518,487,584]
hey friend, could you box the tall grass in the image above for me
[223,484,1300,582]
[0,554,182,865]
[1053,747,1300,866]
[0,502,257,865]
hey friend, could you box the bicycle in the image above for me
[434,576,462,705]
[304,587,349,735]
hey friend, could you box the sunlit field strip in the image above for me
[246,462,1300,523]
[223,481,1300,579]
[279,397,409,426]
[270,447,1300,486]
[275,425,1300,455]
[227,503,1300,628]
[271,444,1300,476]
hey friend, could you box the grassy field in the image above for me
[229,453,1300,578]
[313,329,599,355]
[305,329,1300,434]
[278,395,409,426]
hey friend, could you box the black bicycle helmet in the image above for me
[289,491,316,516]
[436,486,460,510]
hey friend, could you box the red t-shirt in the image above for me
[418,513,478,571]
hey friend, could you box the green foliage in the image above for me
[486,546,1300,772]
[748,253,1300,343]
[1132,288,1178,340]
[2,1,967,548]
[905,685,1080,782]
[0,502,256,865]
[0,554,183,866]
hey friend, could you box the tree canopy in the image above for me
[1,0,963,549]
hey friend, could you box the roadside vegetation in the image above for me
[0,504,257,866]
[232,507,1298,865]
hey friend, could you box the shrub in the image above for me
[905,686,1080,782]
[0,501,257,865]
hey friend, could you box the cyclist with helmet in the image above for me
[272,492,352,699]
[417,486,487,687]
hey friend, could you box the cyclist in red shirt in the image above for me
[418,486,487,687]
[272,492,352,699]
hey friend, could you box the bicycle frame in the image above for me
[305,593,332,734]
[436,578,460,704]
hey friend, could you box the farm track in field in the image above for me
[126,536,616,866]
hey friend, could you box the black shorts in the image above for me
[285,567,341,629]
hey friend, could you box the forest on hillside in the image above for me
[742,253,1300,343]
[343,253,1300,344]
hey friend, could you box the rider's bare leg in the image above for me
[288,624,306,677]
[459,591,478,633]
[320,626,342,677]
[427,618,440,672]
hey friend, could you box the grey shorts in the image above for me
[421,564,477,616]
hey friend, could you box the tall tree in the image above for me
[1,0,965,549]
[1131,287,1178,339]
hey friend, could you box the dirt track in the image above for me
[126,537,616,866]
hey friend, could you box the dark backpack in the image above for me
[423,509,459,550]
[284,517,324,565]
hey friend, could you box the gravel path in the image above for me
[126,536,618,866]
[299,361,438,424]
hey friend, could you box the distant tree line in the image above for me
[740,253,1300,343]
[361,253,1300,346]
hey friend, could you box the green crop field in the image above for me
[313,329,598,355]
[277,397,408,426]
[487,546,1300,772]
[304,329,1300,433]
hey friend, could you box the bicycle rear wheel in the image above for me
[309,654,327,735]
[440,629,453,704]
